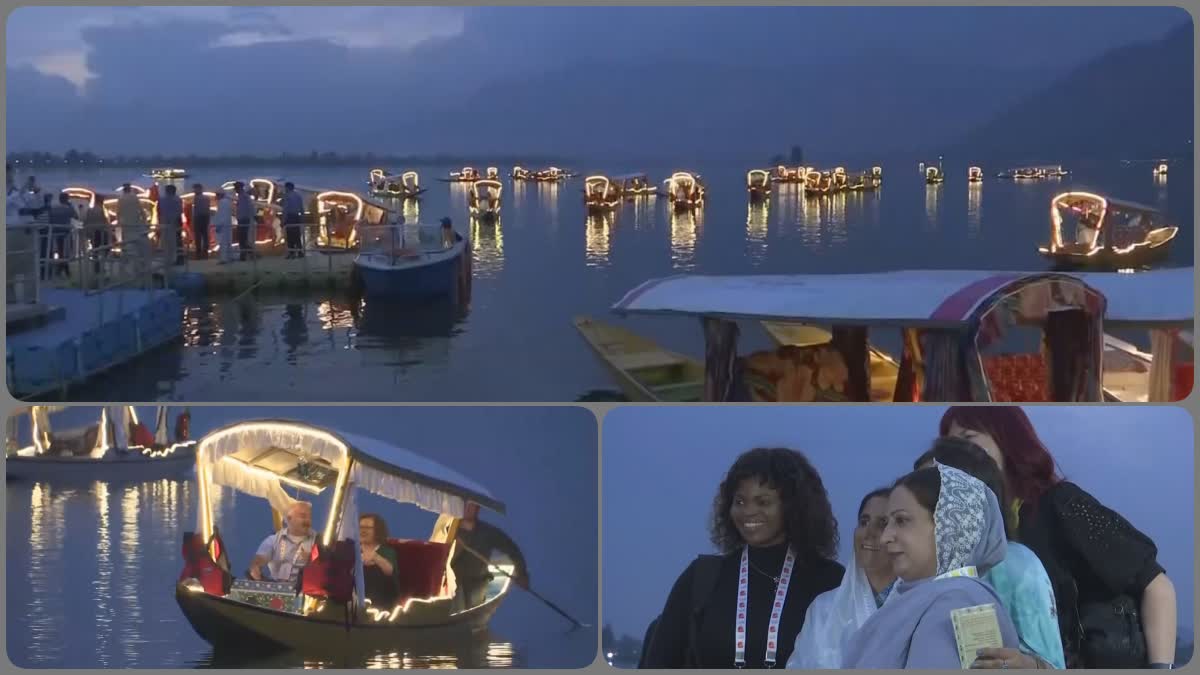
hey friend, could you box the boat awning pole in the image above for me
[703,317,741,402]
[831,325,870,402]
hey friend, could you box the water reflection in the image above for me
[538,182,560,226]
[669,209,701,271]
[825,191,849,248]
[471,216,505,278]
[282,304,310,365]
[585,212,615,269]
[29,482,66,664]
[402,199,420,224]
[967,182,983,239]
[924,183,941,231]
[745,201,770,265]
[95,482,113,666]
[120,485,143,664]
[197,635,517,669]
[631,197,657,230]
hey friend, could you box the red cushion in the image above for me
[386,539,451,604]
[1173,363,1194,401]
[983,354,1049,402]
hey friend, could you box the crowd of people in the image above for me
[5,165,316,278]
[639,407,1177,670]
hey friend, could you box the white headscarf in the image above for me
[787,546,880,668]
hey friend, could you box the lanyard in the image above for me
[734,546,796,668]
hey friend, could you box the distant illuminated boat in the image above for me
[968,166,983,183]
[746,170,772,202]
[6,405,197,481]
[1039,191,1178,270]
[925,166,945,184]
[468,180,503,221]
[146,168,189,180]
[664,172,705,212]
[584,176,621,214]
[1154,162,1169,176]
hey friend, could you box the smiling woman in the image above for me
[640,447,845,669]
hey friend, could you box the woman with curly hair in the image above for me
[640,447,844,668]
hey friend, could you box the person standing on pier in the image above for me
[214,190,235,264]
[117,183,149,278]
[158,185,184,266]
[190,184,211,259]
[282,182,305,259]
[233,181,255,261]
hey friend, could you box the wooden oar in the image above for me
[456,540,591,630]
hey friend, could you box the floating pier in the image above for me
[168,252,357,294]
[6,287,182,399]
[49,251,358,295]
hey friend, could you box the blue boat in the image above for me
[353,222,470,299]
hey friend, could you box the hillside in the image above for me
[952,23,1192,160]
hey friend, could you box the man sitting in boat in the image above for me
[248,501,316,582]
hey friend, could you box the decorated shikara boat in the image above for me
[664,172,705,212]
[601,270,1143,402]
[6,405,196,481]
[468,180,503,222]
[746,170,772,202]
[175,420,526,653]
[1039,192,1178,269]
[584,176,621,214]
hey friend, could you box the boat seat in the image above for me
[385,539,452,604]
[983,353,1049,402]
[610,350,687,372]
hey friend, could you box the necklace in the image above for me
[747,559,783,586]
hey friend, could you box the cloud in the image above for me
[4,6,1188,156]
[6,6,465,89]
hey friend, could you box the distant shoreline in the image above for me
[5,153,576,170]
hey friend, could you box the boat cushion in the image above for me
[982,353,1049,402]
[179,530,232,596]
[386,539,452,604]
[301,539,357,604]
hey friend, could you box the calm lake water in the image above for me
[5,406,599,668]
[19,160,1193,401]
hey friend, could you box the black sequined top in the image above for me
[1018,481,1164,666]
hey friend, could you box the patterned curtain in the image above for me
[921,330,970,401]
[1043,308,1103,401]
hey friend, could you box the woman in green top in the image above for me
[359,513,400,608]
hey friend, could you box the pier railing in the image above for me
[6,223,42,306]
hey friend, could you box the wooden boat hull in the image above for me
[586,201,619,215]
[5,445,196,482]
[353,238,467,299]
[1042,228,1177,270]
[175,583,504,653]
[574,316,704,402]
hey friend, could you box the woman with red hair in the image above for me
[939,406,1177,669]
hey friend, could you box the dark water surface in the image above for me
[22,160,1192,401]
[5,406,598,668]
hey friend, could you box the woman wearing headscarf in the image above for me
[915,437,1065,669]
[641,447,845,668]
[842,463,1020,669]
[940,406,1176,669]
[787,487,896,669]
